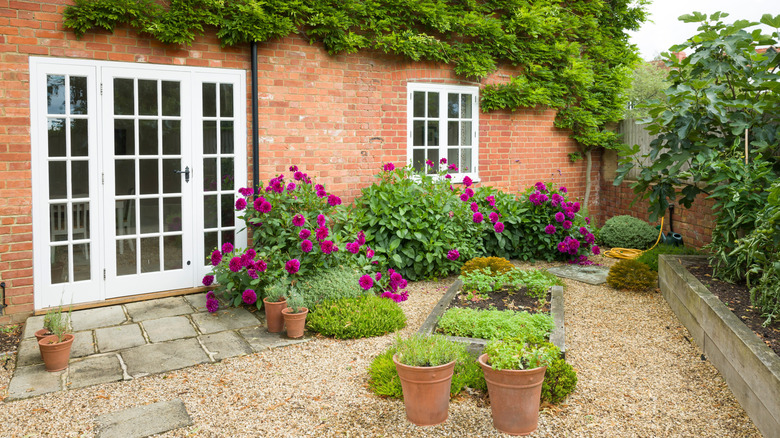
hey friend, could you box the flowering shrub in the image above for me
[359,268,410,302]
[203,243,268,311]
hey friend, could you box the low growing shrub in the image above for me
[635,244,701,272]
[606,259,658,291]
[437,308,554,340]
[541,345,578,404]
[460,257,515,276]
[307,294,406,339]
[599,215,659,250]
[295,265,366,310]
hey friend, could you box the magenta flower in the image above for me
[206,291,215,300]
[551,193,564,207]
[253,197,265,211]
[554,212,565,223]
[238,187,254,197]
[426,159,434,168]
[235,198,247,210]
[316,189,327,198]
[299,228,311,239]
[464,188,474,198]
[259,201,272,213]
[229,257,242,272]
[489,212,499,223]
[494,222,505,233]
[375,272,382,280]
[389,272,403,290]
[470,202,479,212]
[579,226,588,235]
[486,195,495,207]
[559,186,568,193]
[463,176,473,187]
[294,171,303,180]
[459,193,469,202]
[445,174,452,179]
[563,220,572,230]
[255,260,267,272]
[285,259,300,275]
[383,162,395,172]
[545,224,557,234]
[366,247,375,259]
[535,182,547,192]
[447,249,460,261]
[289,165,298,172]
[473,212,484,223]
[242,289,257,305]
[572,202,581,213]
[356,231,366,245]
[557,241,567,253]
[247,268,258,279]
[206,297,219,313]
[359,274,374,290]
[585,233,596,244]
[592,245,600,255]
[320,240,336,254]
[315,226,329,241]
[346,242,360,254]
[448,164,459,171]
[327,194,342,206]
[245,248,256,259]
[440,158,447,164]
[292,214,306,227]
[202,275,214,286]
[529,192,540,206]
[538,193,549,203]
[222,242,234,254]
[286,182,296,192]
[585,217,591,225]
[301,239,313,253]
[317,214,327,227]
[211,250,222,266]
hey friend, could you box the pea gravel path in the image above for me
[0,260,762,437]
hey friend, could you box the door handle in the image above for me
[173,166,190,183]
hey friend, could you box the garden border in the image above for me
[658,255,780,438]
[418,279,565,357]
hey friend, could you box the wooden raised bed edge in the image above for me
[658,255,780,438]
[418,279,565,358]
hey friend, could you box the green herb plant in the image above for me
[295,265,366,311]
[483,337,557,371]
[306,294,406,339]
[286,290,305,314]
[436,308,554,341]
[393,334,460,368]
[43,304,72,343]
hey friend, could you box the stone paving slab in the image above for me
[71,331,96,358]
[95,324,146,353]
[191,307,262,334]
[199,331,253,361]
[22,315,45,338]
[5,364,64,401]
[238,326,311,351]
[70,306,127,331]
[95,398,193,438]
[120,338,211,377]
[68,354,124,390]
[15,337,42,367]
[184,293,208,312]
[125,296,194,322]
[142,316,197,343]
[548,264,610,285]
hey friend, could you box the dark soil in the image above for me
[0,324,22,354]
[446,285,550,314]
[686,260,780,357]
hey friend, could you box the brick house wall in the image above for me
[0,0,599,324]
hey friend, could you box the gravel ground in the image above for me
[0,260,762,437]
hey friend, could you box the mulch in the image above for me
[447,284,550,314]
[0,324,21,355]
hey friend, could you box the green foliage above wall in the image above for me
[63,0,647,150]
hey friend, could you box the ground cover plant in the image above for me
[635,244,701,272]
[306,294,406,339]
[606,259,658,292]
[436,308,554,341]
[460,267,562,303]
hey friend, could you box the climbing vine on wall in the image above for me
[63,0,647,152]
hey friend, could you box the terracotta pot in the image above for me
[38,334,74,372]
[35,329,53,342]
[392,354,456,426]
[478,353,547,436]
[263,297,287,333]
[281,307,308,339]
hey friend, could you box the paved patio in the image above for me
[6,293,310,401]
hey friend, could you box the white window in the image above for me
[30,57,246,309]
[407,83,479,182]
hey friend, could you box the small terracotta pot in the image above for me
[281,307,308,339]
[35,328,53,343]
[478,353,547,436]
[38,334,74,372]
[263,297,287,333]
[393,354,456,426]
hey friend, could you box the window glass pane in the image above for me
[461,121,472,146]
[114,119,135,156]
[462,148,472,173]
[47,75,66,115]
[70,76,88,115]
[204,195,218,228]
[413,91,425,118]
[139,159,159,195]
[115,160,136,197]
[72,202,90,239]
[73,243,90,281]
[138,79,158,116]
[138,120,159,155]
[427,149,439,174]
[204,231,218,261]
[162,159,181,194]
[427,121,439,146]
[162,120,181,155]
[221,158,234,191]
[116,199,136,236]
[447,121,459,146]
[50,204,68,242]
[48,118,66,157]
[203,158,217,192]
[163,198,182,232]
[413,120,425,146]
[71,119,88,157]
[220,83,234,117]
[220,121,234,154]
[164,235,183,270]
[447,149,459,172]
[447,93,459,118]
[427,92,439,118]
[71,161,89,198]
[51,245,69,283]
[140,237,160,273]
[139,198,159,234]
[412,149,425,172]
[161,81,180,116]
[114,78,134,115]
[203,121,217,154]
[221,194,235,227]
[221,230,235,248]
[116,240,137,276]
[461,94,472,119]
[48,161,67,200]
[202,83,216,117]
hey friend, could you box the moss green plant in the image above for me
[460,257,515,276]
[306,294,406,339]
[606,259,658,291]
[541,352,578,404]
[437,308,553,341]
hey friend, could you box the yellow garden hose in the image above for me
[603,217,665,260]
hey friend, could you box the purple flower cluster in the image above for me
[242,289,257,305]
[285,259,300,275]
[383,162,395,172]
[447,249,460,261]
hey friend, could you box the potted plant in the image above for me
[478,338,557,436]
[263,278,288,333]
[392,334,459,426]
[37,305,74,372]
[281,290,308,339]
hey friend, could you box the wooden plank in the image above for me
[34,286,214,316]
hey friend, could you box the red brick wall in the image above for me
[0,0,598,323]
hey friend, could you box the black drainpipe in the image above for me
[251,41,260,192]
[0,281,6,315]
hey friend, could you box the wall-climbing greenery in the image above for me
[63,0,647,151]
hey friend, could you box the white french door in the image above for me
[31,58,246,309]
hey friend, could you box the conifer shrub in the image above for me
[541,345,578,404]
[460,256,515,276]
[306,294,406,339]
[599,215,659,250]
[606,259,658,291]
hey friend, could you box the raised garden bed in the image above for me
[418,279,565,357]
[659,255,780,438]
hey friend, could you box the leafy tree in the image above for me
[623,60,669,119]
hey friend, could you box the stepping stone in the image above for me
[68,354,124,389]
[95,324,146,353]
[142,316,196,343]
[15,337,43,367]
[547,264,610,285]
[120,338,210,377]
[71,331,96,358]
[125,297,193,322]
[184,293,208,312]
[94,398,193,438]
[199,331,253,361]
[5,364,64,401]
[238,326,311,352]
[71,306,127,331]
[21,315,45,338]
[191,307,262,334]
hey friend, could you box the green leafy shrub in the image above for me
[295,265,365,310]
[635,244,701,272]
[437,308,554,340]
[460,256,515,276]
[541,345,578,404]
[606,259,658,291]
[599,215,658,250]
[306,294,406,339]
